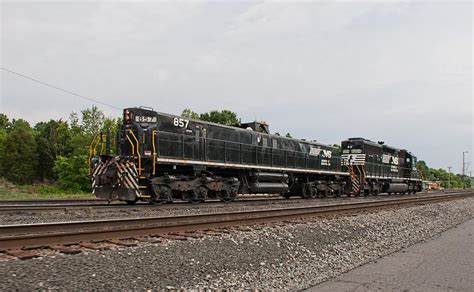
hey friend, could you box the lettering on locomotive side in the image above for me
[309,147,320,156]
[309,147,332,158]
[135,116,157,123]
[173,117,189,128]
[383,154,399,165]
[341,154,366,165]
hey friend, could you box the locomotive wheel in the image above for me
[301,186,308,199]
[307,187,317,199]
[316,189,324,198]
[220,189,236,202]
[198,186,208,203]
[182,190,201,204]
[151,185,172,204]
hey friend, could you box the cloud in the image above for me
[1,1,472,173]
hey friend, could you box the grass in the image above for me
[0,179,94,200]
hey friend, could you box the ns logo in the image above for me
[383,154,399,165]
[309,147,332,158]
[322,149,332,158]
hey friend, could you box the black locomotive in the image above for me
[90,107,422,203]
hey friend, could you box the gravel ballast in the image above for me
[1,197,473,290]
[0,192,454,225]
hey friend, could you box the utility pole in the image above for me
[447,166,452,189]
[462,151,469,189]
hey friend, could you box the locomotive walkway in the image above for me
[309,218,474,291]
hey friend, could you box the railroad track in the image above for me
[0,198,107,205]
[0,191,472,251]
[0,194,283,212]
[0,191,457,212]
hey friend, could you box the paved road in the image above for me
[309,218,474,291]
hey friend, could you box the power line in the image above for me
[0,67,122,110]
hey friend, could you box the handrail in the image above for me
[149,129,416,178]
[128,129,142,175]
[126,134,135,155]
[152,130,156,175]
[87,134,101,174]
[99,133,105,155]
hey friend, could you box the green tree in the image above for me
[0,119,37,184]
[416,160,430,180]
[0,113,10,130]
[199,110,239,125]
[53,155,91,192]
[0,113,9,178]
[180,108,240,125]
[69,112,80,130]
[81,105,104,135]
[34,120,73,181]
[181,108,200,119]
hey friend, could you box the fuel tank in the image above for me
[249,182,289,193]
[251,172,289,182]
[383,183,409,193]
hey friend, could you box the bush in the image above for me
[0,119,37,184]
[53,155,91,192]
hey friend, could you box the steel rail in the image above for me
[0,199,107,205]
[0,192,472,250]
[0,197,284,212]
[0,191,463,212]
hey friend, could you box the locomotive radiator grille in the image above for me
[91,157,140,197]
[115,160,139,191]
[91,161,108,190]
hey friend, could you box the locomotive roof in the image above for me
[127,107,336,150]
[343,137,382,148]
[343,137,403,152]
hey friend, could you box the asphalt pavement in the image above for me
[308,218,474,291]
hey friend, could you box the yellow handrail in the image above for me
[152,130,156,175]
[126,134,135,155]
[87,134,96,167]
[128,129,141,175]
[100,133,105,155]
[87,134,101,174]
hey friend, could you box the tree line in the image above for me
[181,108,293,138]
[0,106,120,192]
[416,160,471,189]
[0,106,470,193]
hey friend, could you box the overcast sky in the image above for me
[1,1,472,173]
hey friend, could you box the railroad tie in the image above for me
[157,234,189,241]
[49,245,82,255]
[107,239,138,247]
[5,249,42,260]
[79,242,110,250]
[169,232,204,239]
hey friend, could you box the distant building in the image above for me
[422,180,442,191]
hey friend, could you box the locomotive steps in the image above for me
[0,191,472,251]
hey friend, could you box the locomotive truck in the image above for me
[90,107,422,204]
